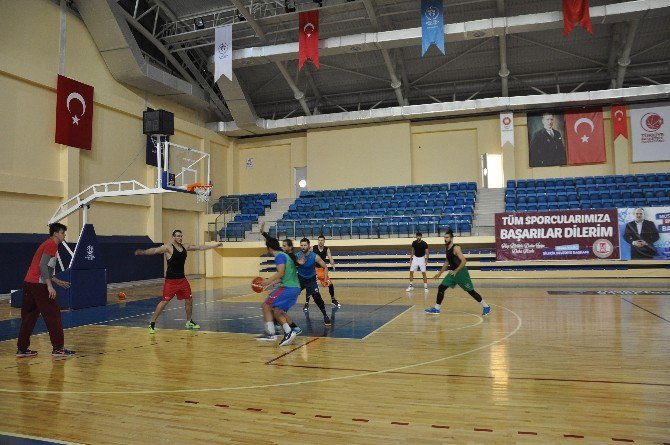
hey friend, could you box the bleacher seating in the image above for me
[270,182,476,239]
[260,248,495,273]
[504,173,670,212]
[216,193,277,241]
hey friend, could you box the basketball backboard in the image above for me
[152,138,211,194]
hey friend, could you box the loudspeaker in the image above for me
[143,109,174,135]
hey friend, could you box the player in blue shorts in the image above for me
[297,238,332,326]
[256,235,303,346]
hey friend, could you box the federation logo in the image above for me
[217,42,229,59]
[502,116,511,126]
[85,245,95,261]
[592,239,613,259]
[425,6,439,20]
[640,113,663,132]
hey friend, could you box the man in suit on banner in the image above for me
[529,113,567,167]
[623,208,660,259]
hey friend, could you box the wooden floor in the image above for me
[1,278,669,444]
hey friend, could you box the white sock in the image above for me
[424,283,428,288]
[265,322,275,335]
[480,300,490,308]
[435,304,441,310]
[282,323,291,334]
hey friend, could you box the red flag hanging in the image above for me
[565,109,606,165]
[611,105,629,140]
[563,0,593,36]
[298,10,319,71]
[55,75,94,150]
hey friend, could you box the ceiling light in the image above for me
[194,17,204,29]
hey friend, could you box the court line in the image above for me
[368,309,483,336]
[0,303,521,395]
[0,430,84,445]
[263,295,408,362]
[621,297,670,324]
[269,364,670,387]
[361,305,414,339]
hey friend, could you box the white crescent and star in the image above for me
[614,109,624,121]
[303,23,315,37]
[573,117,594,143]
[66,92,86,125]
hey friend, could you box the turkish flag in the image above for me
[299,10,319,71]
[563,0,593,36]
[565,109,606,165]
[611,105,629,140]
[55,75,94,150]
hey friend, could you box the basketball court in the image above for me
[1,278,669,444]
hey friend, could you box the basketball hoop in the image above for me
[187,183,213,203]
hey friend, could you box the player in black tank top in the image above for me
[304,235,340,310]
[165,243,187,279]
[425,229,491,316]
[135,229,222,333]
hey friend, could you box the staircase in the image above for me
[472,188,506,236]
[243,198,295,242]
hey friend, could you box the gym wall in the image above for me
[0,0,230,276]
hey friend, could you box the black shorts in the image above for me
[298,275,320,296]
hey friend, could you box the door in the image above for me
[294,167,307,198]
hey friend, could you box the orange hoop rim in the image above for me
[186,182,213,193]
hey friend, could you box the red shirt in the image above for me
[24,239,59,283]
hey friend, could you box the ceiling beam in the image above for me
[221,0,670,68]
[616,20,640,88]
[361,0,406,106]
[496,0,509,97]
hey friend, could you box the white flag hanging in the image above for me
[630,103,670,162]
[214,25,233,82]
[500,112,515,147]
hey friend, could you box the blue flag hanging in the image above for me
[421,0,445,56]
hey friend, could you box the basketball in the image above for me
[117,291,126,299]
[251,277,264,293]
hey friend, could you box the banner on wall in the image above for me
[500,112,514,147]
[527,111,567,167]
[617,206,670,260]
[611,105,628,140]
[55,74,94,150]
[495,209,619,261]
[630,103,670,162]
[565,108,606,165]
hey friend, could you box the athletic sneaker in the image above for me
[303,302,309,312]
[279,331,297,346]
[52,348,76,357]
[185,321,201,329]
[148,325,156,334]
[331,299,341,308]
[424,286,429,292]
[482,306,491,316]
[425,308,440,315]
[16,349,38,358]
[406,285,414,292]
[275,324,283,334]
[324,315,332,327]
[256,333,277,342]
[292,326,303,336]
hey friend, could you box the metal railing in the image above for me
[216,214,473,242]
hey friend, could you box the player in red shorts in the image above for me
[135,230,222,333]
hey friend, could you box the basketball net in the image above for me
[187,183,213,203]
